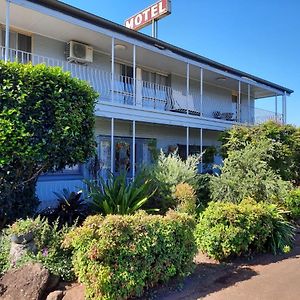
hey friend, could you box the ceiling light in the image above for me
[114,44,127,50]
[216,77,227,82]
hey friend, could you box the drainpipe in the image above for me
[5,0,10,62]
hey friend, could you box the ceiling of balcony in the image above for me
[0,0,277,99]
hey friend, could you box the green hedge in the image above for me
[0,61,98,225]
[195,199,295,261]
[284,188,300,220]
[64,211,197,300]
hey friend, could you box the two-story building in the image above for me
[0,0,293,207]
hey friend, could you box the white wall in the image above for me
[32,33,111,72]
[94,118,221,151]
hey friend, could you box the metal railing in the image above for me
[0,46,281,125]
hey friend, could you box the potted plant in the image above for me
[8,218,40,244]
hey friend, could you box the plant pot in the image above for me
[11,231,34,244]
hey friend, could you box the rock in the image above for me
[0,263,50,300]
[46,290,64,300]
[9,240,37,265]
[62,283,85,300]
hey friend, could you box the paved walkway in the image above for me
[139,233,300,300]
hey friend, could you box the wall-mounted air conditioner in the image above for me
[66,41,93,63]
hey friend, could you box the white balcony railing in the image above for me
[0,46,282,125]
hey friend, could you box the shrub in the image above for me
[195,173,212,210]
[64,211,196,300]
[32,219,75,281]
[284,188,300,220]
[86,173,155,215]
[0,61,98,226]
[4,217,75,281]
[0,231,10,275]
[219,121,300,183]
[39,189,89,227]
[210,141,291,204]
[195,199,295,261]
[173,183,197,214]
[144,151,199,213]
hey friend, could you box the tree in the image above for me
[0,61,98,225]
[219,121,300,183]
[210,141,291,204]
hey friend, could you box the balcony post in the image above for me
[133,44,136,106]
[200,68,203,117]
[186,63,189,115]
[111,37,115,103]
[186,127,189,158]
[111,118,114,174]
[238,81,241,122]
[275,94,278,122]
[5,0,10,63]
[200,128,203,173]
[132,120,136,179]
[248,84,251,124]
[282,92,287,124]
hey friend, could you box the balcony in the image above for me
[0,46,282,125]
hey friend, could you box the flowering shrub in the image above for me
[3,217,75,281]
[64,211,196,300]
[195,199,295,261]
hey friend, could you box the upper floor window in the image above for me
[1,28,32,53]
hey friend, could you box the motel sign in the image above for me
[125,0,171,32]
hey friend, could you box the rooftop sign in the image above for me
[125,0,171,32]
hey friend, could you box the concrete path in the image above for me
[139,233,300,300]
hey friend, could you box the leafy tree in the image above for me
[0,61,98,225]
[219,121,300,183]
[211,140,291,204]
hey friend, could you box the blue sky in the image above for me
[63,0,300,125]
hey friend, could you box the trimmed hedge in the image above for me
[64,211,196,300]
[0,61,98,225]
[195,199,295,261]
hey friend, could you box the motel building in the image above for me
[0,0,293,207]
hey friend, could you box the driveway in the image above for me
[139,232,300,300]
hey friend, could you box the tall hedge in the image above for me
[64,211,197,300]
[0,61,98,225]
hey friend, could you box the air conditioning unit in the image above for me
[66,41,93,63]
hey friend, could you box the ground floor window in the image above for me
[97,136,154,178]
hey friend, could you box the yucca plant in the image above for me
[86,173,156,215]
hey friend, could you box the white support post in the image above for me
[247,84,251,124]
[186,127,189,158]
[200,68,203,117]
[283,91,287,124]
[186,63,189,115]
[132,120,136,179]
[133,44,136,106]
[110,118,114,174]
[111,37,115,103]
[275,94,278,122]
[238,81,241,123]
[200,128,203,173]
[4,0,10,63]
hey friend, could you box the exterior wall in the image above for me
[32,33,111,72]
[94,118,221,150]
[36,117,222,207]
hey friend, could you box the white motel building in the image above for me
[0,0,293,207]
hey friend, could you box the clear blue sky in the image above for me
[63,0,300,125]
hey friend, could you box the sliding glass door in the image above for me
[97,136,154,180]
